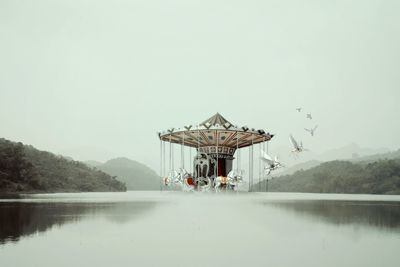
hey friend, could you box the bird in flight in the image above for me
[306,113,312,119]
[296,107,302,112]
[305,125,318,136]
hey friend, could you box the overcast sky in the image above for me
[1,0,399,170]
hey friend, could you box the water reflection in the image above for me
[265,200,400,231]
[0,201,157,244]
[1,193,400,267]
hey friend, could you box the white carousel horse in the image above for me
[214,170,244,191]
[260,150,283,175]
[289,134,308,155]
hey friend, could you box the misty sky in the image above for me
[1,0,399,170]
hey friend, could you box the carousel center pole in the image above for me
[216,129,219,178]
[197,126,200,184]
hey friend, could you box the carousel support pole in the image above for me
[236,132,239,173]
[262,137,266,192]
[163,141,166,180]
[252,134,255,191]
[189,145,192,174]
[248,146,251,192]
[258,142,261,192]
[169,135,172,171]
[197,126,200,185]
[266,140,269,192]
[171,143,174,171]
[160,138,163,191]
[249,135,254,192]
[238,134,241,173]
[181,132,185,169]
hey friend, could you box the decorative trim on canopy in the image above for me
[159,113,274,149]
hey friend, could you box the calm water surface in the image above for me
[1,192,400,267]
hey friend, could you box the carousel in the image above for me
[158,113,274,192]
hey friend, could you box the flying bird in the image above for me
[306,113,312,119]
[305,125,318,136]
[296,107,302,112]
[260,150,283,175]
[289,134,307,154]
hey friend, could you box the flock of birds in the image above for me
[261,107,319,176]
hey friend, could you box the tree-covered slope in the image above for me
[0,138,126,193]
[255,159,400,194]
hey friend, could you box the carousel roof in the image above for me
[200,113,232,129]
[158,113,274,149]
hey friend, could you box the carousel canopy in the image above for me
[158,113,274,150]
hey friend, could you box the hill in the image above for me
[351,149,400,163]
[269,143,389,172]
[275,160,322,177]
[274,148,400,177]
[0,138,126,193]
[95,158,160,190]
[254,159,400,194]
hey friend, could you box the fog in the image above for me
[1,0,399,171]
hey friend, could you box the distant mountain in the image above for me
[84,160,103,167]
[273,148,400,178]
[270,143,390,169]
[58,146,117,164]
[318,143,389,162]
[94,157,160,191]
[351,149,400,163]
[0,138,126,193]
[57,155,74,161]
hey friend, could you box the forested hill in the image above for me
[254,159,400,194]
[0,138,126,193]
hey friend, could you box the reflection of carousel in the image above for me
[158,113,274,192]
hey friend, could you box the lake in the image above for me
[1,191,400,267]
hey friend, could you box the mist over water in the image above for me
[1,192,400,267]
